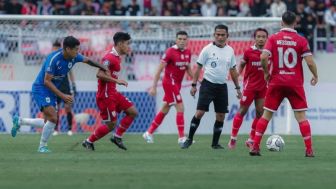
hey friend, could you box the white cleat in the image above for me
[142,131,154,143]
[178,136,195,147]
[52,131,58,136]
[67,130,73,136]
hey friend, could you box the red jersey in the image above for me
[97,47,121,98]
[264,28,312,87]
[162,45,191,85]
[242,45,266,91]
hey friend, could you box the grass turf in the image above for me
[0,134,335,189]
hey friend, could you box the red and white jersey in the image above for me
[97,47,121,98]
[242,45,266,91]
[162,45,191,85]
[264,28,312,87]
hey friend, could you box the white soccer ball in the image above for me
[266,135,285,151]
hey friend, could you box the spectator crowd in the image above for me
[1,0,336,51]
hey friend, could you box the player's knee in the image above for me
[255,110,263,118]
[48,116,58,124]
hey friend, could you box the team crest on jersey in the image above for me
[211,61,217,68]
[45,97,50,103]
[103,60,110,66]
[68,62,72,69]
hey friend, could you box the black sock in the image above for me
[212,121,224,146]
[188,116,201,140]
[67,112,73,130]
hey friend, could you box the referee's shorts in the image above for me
[197,79,229,113]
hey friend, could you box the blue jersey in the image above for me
[32,49,84,95]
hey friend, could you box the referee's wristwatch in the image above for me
[191,83,197,88]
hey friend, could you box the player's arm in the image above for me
[186,64,193,78]
[230,66,242,99]
[44,73,73,104]
[149,61,166,96]
[260,51,270,82]
[96,69,128,86]
[303,55,318,86]
[82,57,108,71]
[239,60,247,74]
[68,70,76,96]
[190,63,202,97]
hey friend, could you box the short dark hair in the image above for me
[282,11,296,26]
[113,32,131,45]
[253,28,268,38]
[176,31,188,37]
[52,40,61,48]
[63,36,80,49]
[214,24,228,33]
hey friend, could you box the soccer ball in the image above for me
[266,135,285,151]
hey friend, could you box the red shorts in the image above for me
[96,92,133,122]
[240,88,266,107]
[162,83,182,105]
[264,85,307,112]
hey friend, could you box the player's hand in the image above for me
[117,79,128,87]
[62,94,73,104]
[236,89,242,99]
[311,76,318,86]
[264,72,270,82]
[190,87,197,98]
[148,86,157,96]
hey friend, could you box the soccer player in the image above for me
[82,32,138,151]
[249,11,318,157]
[11,36,108,153]
[228,28,268,149]
[50,40,77,136]
[142,31,193,145]
[181,24,242,149]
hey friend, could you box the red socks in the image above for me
[176,112,184,138]
[88,125,110,143]
[252,118,269,150]
[148,111,166,134]
[231,113,243,138]
[115,116,134,138]
[299,120,312,150]
[249,118,259,140]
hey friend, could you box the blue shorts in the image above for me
[32,91,57,111]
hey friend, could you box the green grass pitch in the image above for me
[0,134,335,189]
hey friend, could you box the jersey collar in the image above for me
[111,47,120,56]
[172,44,185,52]
[280,28,297,33]
[213,42,226,48]
[251,44,263,51]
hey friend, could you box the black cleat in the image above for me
[110,136,127,150]
[181,138,193,149]
[82,140,95,151]
[211,144,224,149]
[249,149,261,156]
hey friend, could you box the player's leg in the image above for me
[212,83,229,149]
[64,102,73,136]
[182,80,214,149]
[144,102,170,143]
[83,96,116,151]
[111,105,137,150]
[246,97,264,149]
[289,86,313,157]
[250,86,283,156]
[229,90,254,148]
[53,100,61,136]
[175,102,186,144]
[38,106,58,153]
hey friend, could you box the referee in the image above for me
[182,24,242,149]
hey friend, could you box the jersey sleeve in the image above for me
[45,56,57,75]
[263,36,273,57]
[301,38,312,57]
[161,48,171,64]
[229,50,237,68]
[197,46,208,66]
[242,49,249,63]
[102,55,113,70]
[74,53,85,63]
